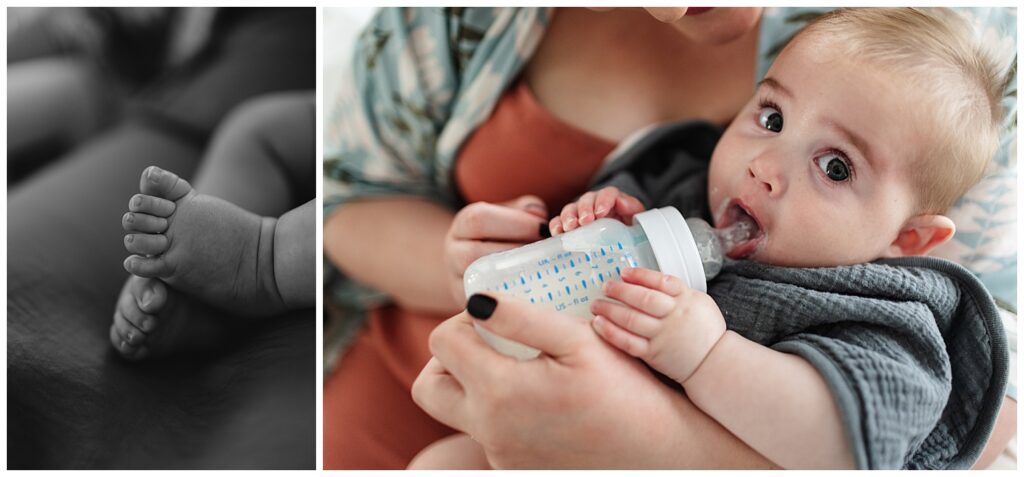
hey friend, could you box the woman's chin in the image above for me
[675,7,763,45]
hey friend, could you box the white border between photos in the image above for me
[2,0,1022,476]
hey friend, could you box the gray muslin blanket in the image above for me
[593,121,1009,469]
[711,258,1007,469]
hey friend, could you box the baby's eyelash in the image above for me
[757,96,781,115]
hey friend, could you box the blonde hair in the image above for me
[796,8,1012,213]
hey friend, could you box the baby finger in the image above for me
[576,192,597,225]
[602,280,676,317]
[591,298,662,338]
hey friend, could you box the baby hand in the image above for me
[590,267,727,385]
[550,186,646,235]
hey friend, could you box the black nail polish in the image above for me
[539,222,551,238]
[467,294,497,320]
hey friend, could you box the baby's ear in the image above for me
[886,214,956,257]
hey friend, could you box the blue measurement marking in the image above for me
[537,271,542,279]
[570,259,575,268]
[520,276,526,285]
[503,282,508,290]
[565,286,571,295]
[548,292,553,301]
[554,265,559,273]
[617,241,623,250]
[601,248,606,256]
[582,280,588,289]
[616,266,621,275]
[530,298,535,303]
[585,254,591,262]
[598,273,604,283]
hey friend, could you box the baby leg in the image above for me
[193,91,314,216]
[407,433,492,470]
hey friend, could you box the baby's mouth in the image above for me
[717,202,764,259]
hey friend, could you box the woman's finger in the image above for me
[427,312,514,388]
[590,298,662,338]
[448,239,522,275]
[576,192,597,225]
[411,357,471,432]
[450,202,547,242]
[602,279,676,317]
[500,194,548,220]
[465,292,590,359]
[621,267,686,296]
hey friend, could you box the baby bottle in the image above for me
[463,206,749,359]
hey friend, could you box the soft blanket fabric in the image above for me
[593,120,1008,469]
[712,258,1007,469]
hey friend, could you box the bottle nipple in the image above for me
[715,217,756,253]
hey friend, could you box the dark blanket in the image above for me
[7,8,315,469]
[593,121,1008,469]
[712,258,1007,469]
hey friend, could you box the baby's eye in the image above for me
[758,107,783,132]
[816,153,851,182]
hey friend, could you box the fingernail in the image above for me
[539,222,551,238]
[127,330,136,344]
[133,196,142,207]
[467,294,497,320]
[595,207,607,216]
[141,289,154,308]
[525,203,546,213]
[149,167,161,181]
[120,340,128,351]
[125,235,134,243]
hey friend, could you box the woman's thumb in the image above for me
[502,195,548,219]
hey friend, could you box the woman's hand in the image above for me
[443,195,549,305]
[411,293,777,469]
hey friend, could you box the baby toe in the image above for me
[123,255,172,278]
[129,194,176,218]
[112,312,146,354]
[118,279,156,330]
[124,233,169,255]
[140,166,193,201]
[129,276,168,317]
[122,212,168,234]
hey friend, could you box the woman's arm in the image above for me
[325,195,550,315]
[413,293,779,469]
[325,197,459,314]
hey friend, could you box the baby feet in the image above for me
[111,166,286,359]
[121,166,286,317]
[111,275,224,360]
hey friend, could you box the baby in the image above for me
[108,94,316,360]
[411,8,1010,469]
[110,166,315,359]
